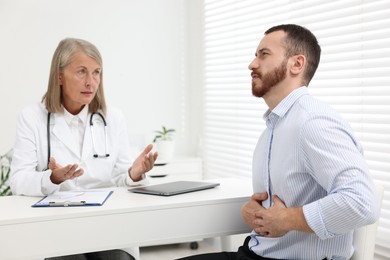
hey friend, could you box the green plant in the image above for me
[153,126,175,143]
[0,149,13,196]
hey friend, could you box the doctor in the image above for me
[10,38,157,260]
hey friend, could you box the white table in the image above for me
[0,178,252,260]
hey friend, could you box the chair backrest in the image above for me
[350,184,384,260]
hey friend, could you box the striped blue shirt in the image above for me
[250,87,380,260]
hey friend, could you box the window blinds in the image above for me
[202,0,390,258]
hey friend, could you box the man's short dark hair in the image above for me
[265,24,321,86]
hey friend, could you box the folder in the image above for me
[32,190,113,207]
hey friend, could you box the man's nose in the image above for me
[248,58,258,70]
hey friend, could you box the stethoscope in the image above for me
[46,112,110,167]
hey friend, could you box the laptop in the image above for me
[128,180,220,196]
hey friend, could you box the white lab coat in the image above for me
[10,102,147,196]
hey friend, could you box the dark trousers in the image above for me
[45,249,135,260]
[176,236,329,260]
[176,236,286,260]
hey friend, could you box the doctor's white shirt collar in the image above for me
[63,105,89,156]
[63,105,89,126]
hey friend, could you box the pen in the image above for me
[49,201,86,207]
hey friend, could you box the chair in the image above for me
[350,184,384,260]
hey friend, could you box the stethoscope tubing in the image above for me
[90,112,110,158]
[46,111,109,168]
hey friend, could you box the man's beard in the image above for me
[252,59,287,98]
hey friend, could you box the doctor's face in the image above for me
[59,51,101,115]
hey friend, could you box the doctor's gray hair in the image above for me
[42,38,107,114]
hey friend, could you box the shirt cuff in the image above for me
[41,169,60,195]
[303,201,334,240]
[125,172,149,186]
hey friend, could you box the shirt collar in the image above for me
[263,86,309,120]
[63,105,89,126]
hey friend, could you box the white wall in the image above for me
[0,0,203,157]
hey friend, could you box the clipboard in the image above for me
[32,190,113,207]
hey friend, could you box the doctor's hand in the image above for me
[48,156,84,185]
[241,192,268,230]
[129,144,158,182]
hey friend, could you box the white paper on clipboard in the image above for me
[32,190,113,207]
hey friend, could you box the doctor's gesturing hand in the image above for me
[128,144,158,181]
[48,157,84,185]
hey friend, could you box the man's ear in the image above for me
[289,55,306,76]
